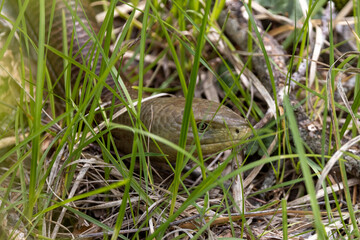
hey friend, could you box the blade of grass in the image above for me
[111,1,150,238]
[27,0,45,219]
[283,94,326,238]
[353,0,360,139]
[282,199,288,239]
[169,0,212,216]
[34,180,128,218]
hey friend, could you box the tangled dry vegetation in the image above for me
[1,0,360,239]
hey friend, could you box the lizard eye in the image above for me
[196,122,208,132]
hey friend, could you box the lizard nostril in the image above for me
[235,129,240,134]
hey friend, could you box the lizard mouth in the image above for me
[185,139,246,154]
[185,128,251,154]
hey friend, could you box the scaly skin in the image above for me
[24,0,251,161]
[112,97,250,161]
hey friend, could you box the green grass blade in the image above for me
[28,0,45,219]
[283,94,326,238]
